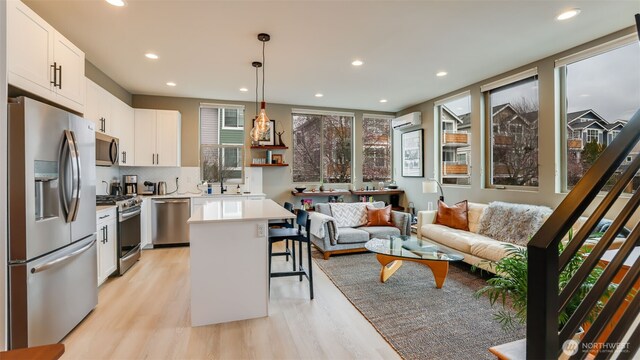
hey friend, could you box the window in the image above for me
[222,108,243,129]
[485,75,539,187]
[586,129,600,144]
[362,115,392,182]
[436,94,471,185]
[292,111,354,183]
[200,105,245,183]
[560,40,640,192]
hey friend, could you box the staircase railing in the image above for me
[527,104,640,359]
[527,16,640,357]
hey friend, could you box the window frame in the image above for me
[482,70,540,190]
[221,108,244,130]
[362,114,394,183]
[291,110,355,184]
[557,35,638,194]
[434,91,472,187]
[199,104,246,184]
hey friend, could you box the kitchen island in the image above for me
[187,198,296,326]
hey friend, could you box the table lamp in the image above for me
[422,179,444,202]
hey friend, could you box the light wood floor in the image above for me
[60,244,400,359]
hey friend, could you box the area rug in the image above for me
[312,251,526,360]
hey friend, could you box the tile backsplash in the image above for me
[95,166,262,195]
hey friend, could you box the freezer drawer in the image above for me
[9,235,98,349]
[152,198,190,245]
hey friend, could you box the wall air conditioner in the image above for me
[392,112,422,131]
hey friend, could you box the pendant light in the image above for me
[250,33,272,142]
[250,61,268,141]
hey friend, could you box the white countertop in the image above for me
[141,193,266,200]
[96,205,116,212]
[188,199,295,224]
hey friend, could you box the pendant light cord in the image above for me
[262,41,266,103]
[255,64,259,117]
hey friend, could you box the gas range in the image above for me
[96,195,142,211]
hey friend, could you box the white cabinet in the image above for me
[113,100,135,166]
[134,109,181,167]
[7,0,85,113]
[96,208,117,286]
[86,79,136,165]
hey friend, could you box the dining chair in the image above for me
[267,209,314,299]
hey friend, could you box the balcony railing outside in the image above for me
[442,161,469,176]
[568,138,584,150]
[443,131,470,146]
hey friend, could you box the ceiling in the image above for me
[23,0,639,112]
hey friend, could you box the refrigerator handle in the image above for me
[70,130,82,222]
[61,130,80,222]
[30,239,96,274]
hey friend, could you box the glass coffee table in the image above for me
[365,236,464,289]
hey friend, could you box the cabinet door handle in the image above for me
[122,151,126,164]
[152,154,155,165]
[105,225,108,243]
[50,62,57,87]
[57,64,62,89]
[156,153,159,165]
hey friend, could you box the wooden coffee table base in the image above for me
[376,253,449,288]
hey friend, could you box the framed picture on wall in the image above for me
[252,119,276,146]
[401,129,424,177]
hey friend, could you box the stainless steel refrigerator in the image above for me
[7,97,97,349]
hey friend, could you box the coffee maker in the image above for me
[123,175,138,195]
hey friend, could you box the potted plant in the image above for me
[474,230,617,332]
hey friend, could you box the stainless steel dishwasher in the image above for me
[152,198,191,245]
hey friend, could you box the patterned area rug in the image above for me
[312,251,526,360]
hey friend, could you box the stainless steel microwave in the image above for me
[95,132,119,166]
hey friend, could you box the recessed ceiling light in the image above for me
[580,94,590,97]
[166,82,176,87]
[351,60,363,66]
[315,93,324,98]
[145,53,159,60]
[379,99,388,103]
[557,8,581,20]
[436,71,448,77]
[239,88,248,92]
[106,0,125,6]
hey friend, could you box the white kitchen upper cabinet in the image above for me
[7,0,55,98]
[115,101,135,166]
[134,109,181,167]
[84,78,101,129]
[7,0,85,114]
[156,110,181,167]
[53,33,85,111]
[134,109,157,166]
[85,79,115,135]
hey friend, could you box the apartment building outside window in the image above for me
[362,115,393,182]
[558,38,640,192]
[482,71,539,187]
[200,104,245,182]
[292,110,354,183]
[435,93,471,186]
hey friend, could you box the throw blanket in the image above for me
[477,201,552,246]
[329,203,368,228]
[309,212,339,240]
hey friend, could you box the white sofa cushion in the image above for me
[470,240,520,263]
[421,223,496,254]
[468,202,487,234]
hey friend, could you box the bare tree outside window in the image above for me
[362,116,392,182]
[564,42,640,193]
[489,76,539,187]
[293,112,354,183]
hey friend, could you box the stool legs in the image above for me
[307,240,314,299]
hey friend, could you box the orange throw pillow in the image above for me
[366,205,394,227]
[435,200,469,231]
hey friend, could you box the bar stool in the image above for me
[268,202,295,265]
[267,210,314,300]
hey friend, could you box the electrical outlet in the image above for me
[257,223,267,237]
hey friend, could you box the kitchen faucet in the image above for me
[220,177,227,193]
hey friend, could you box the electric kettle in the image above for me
[157,181,167,195]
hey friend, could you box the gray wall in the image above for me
[393,26,638,226]
[132,95,393,204]
[85,60,132,106]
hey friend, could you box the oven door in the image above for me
[95,132,119,167]
[117,206,141,275]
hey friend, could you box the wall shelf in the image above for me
[250,163,289,167]
[291,190,351,197]
[250,145,288,150]
[350,189,405,196]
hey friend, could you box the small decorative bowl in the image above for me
[388,184,399,189]
[294,187,306,193]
